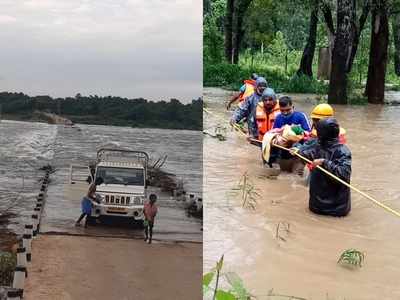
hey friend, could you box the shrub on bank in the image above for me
[204,63,328,94]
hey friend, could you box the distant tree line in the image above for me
[0,92,202,131]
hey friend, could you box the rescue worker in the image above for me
[306,103,346,144]
[230,78,272,139]
[255,89,280,140]
[226,73,259,110]
[292,118,351,217]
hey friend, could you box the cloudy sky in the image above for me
[0,0,202,102]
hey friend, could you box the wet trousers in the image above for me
[144,220,154,242]
[76,213,89,227]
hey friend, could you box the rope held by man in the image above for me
[204,106,400,218]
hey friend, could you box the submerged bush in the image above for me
[282,74,328,94]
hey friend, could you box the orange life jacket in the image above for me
[255,102,280,140]
[238,79,256,102]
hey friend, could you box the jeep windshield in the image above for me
[96,167,144,186]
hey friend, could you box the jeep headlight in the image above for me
[133,196,142,205]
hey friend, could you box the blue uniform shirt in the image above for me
[273,111,311,132]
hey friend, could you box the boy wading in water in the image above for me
[75,177,104,227]
[144,194,158,244]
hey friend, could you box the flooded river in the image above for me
[204,88,400,300]
[0,120,202,242]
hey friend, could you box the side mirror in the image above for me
[149,194,157,201]
[146,179,150,186]
[86,176,92,184]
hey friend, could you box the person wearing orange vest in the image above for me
[226,73,259,110]
[255,89,280,140]
[230,79,272,140]
[307,103,346,144]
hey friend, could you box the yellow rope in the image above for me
[273,143,400,218]
[203,106,400,218]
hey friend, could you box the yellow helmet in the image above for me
[310,103,334,119]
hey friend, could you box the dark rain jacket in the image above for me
[299,119,351,217]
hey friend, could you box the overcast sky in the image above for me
[0,0,202,103]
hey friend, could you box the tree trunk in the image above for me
[203,0,211,16]
[297,0,319,77]
[346,0,370,73]
[392,11,400,76]
[365,1,389,104]
[328,0,354,104]
[321,3,335,77]
[224,0,234,63]
[232,0,252,64]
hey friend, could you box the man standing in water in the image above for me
[144,194,158,244]
[292,118,351,217]
[226,73,259,110]
[230,77,270,138]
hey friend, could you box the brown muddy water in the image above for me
[204,87,400,300]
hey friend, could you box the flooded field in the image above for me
[203,87,400,300]
[0,120,202,243]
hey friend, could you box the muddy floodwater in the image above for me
[0,120,202,242]
[204,88,400,300]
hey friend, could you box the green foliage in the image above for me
[0,251,16,286]
[224,272,250,299]
[203,255,253,300]
[338,249,365,268]
[216,290,236,300]
[348,90,368,105]
[243,0,275,47]
[203,271,215,288]
[243,0,309,51]
[204,0,226,64]
[204,62,327,94]
[204,0,400,96]
[204,16,225,64]
[284,74,328,94]
[204,62,288,90]
[0,92,202,131]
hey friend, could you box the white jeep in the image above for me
[88,148,150,224]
